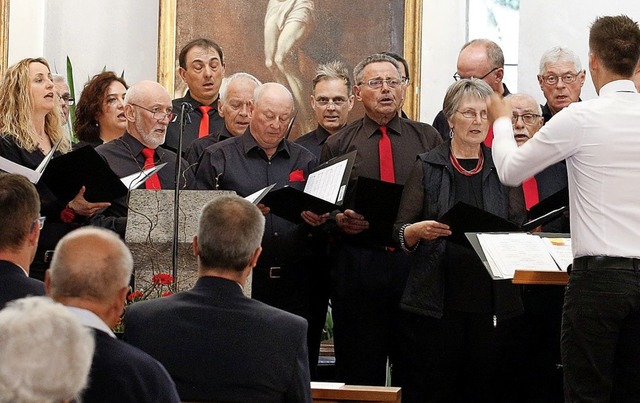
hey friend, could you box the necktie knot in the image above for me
[141,148,161,190]
[141,147,155,162]
[198,105,212,115]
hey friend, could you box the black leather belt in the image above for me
[573,256,640,271]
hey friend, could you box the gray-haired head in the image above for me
[442,78,493,121]
[353,53,401,86]
[312,60,352,96]
[539,46,582,75]
[219,72,262,103]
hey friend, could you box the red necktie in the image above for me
[522,177,539,210]
[141,148,161,190]
[198,105,212,138]
[484,125,494,147]
[379,126,395,183]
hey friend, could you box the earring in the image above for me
[449,128,454,139]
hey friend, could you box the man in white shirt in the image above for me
[45,227,180,402]
[488,15,640,402]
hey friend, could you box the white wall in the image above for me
[10,0,158,100]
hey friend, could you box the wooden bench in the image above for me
[312,382,401,402]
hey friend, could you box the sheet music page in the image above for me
[303,159,348,203]
[477,233,560,279]
[121,163,167,190]
[542,237,573,272]
[245,184,276,204]
[0,155,41,183]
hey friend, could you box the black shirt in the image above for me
[295,124,332,159]
[184,125,234,169]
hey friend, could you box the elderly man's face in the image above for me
[538,60,585,115]
[508,96,544,146]
[179,46,225,105]
[219,78,257,136]
[456,44,503,93]
[249,86,293,155]
[54,81,71,124]
[127,85,173,149]
[311,78,354,135]
[354,61,403,125]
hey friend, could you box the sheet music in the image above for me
[477,233,561,279]
[304,159,348,203]
[0,138,61,183]
[121,163,167,190]
[542,237,573,272]
[245,184,276,204]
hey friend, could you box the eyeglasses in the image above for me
[401,76,409,85]
[58,94,74,106]
[31,216,46,231]
[456,110,488,120]
[359,79,402,89]
[453,66,499,81]
[130,103,175,121]
[511,113,542,125]
[539,72,579,86]
[314,97,348,107]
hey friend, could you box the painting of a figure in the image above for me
[174,0,406,138]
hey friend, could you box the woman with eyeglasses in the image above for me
[391,78,525,402]
[74,71,128,149]
[0,58,110,280]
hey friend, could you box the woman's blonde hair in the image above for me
[0,57,69,153]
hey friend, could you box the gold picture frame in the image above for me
[157,0,422,120]
[0,0,9,75]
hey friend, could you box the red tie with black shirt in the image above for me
[141,148,161,190]
[379,126,395,183]
[198,105,212,138]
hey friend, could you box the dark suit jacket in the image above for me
[124,276,312,403]
[82,328,180,403]
[0,260,44,308]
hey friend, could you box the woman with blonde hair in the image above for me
[0,57,109,279]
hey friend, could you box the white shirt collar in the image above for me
[599,79,637,95]
[65,306,116,338]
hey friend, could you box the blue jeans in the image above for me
[562,262,640,402]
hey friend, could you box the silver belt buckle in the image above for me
[269,267,282,279]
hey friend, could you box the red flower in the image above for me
[289,169,305,182]
[152,273,174,285]
[162,291,173,297]
[127,290,143,301]
[60,207,76,223]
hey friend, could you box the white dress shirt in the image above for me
[66,306,116,338]
[492,80,640,259]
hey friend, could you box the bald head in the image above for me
[456,39,505,94]
[48,227,132,303]
[124,80,173,148]
[249,83,294,157]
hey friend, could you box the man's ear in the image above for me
[353,85,362,102]
[249,246,262,269]
[193,235,199,257]
[178,67,188,83]
[124,104,136,122]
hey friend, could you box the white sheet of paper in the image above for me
[310,382,346,389]
[543,237,573,272]
[245,184,276,204]
[477,233,561,279]
[303,159,348,203]
[120,163,167,190]
[0,138,61,183]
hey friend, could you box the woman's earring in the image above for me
[449,128,454,139]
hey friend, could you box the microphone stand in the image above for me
[171,103,192,289]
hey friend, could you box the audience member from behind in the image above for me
[296,60,354,157]
[0,58,110,280]
[0,296,95,403]
[74,71,129,148]
[489,14,640,402]
[92,80,193,237]
[185,72,261,167]
[537,46,585,122]
[432,39,509,142]
[52,74,72,125]
[125,195,312,402]
[163,38,226,154]
[0,173,45,308]
[45,227,180,402]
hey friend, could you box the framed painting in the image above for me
[0,0,9,75]
[158,0,422,137]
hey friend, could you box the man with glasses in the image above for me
[93,81,193,237]
[320,53,441,386]
[0,173,45,308]
[538,46,585,123]
[53,74,73,125]
[432,39,510,142]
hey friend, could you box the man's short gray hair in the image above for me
[505,93,543,115]
[353,53,401,86]
[219,73,262,103]
[312,60,352,96]
[197,195,265,272]
[539,46,582,75]
[48,227,133,302]
[0,296,95,403]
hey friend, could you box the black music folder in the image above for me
[345,176,404,246]
[262,151,356,223]
[40,145,165,203]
